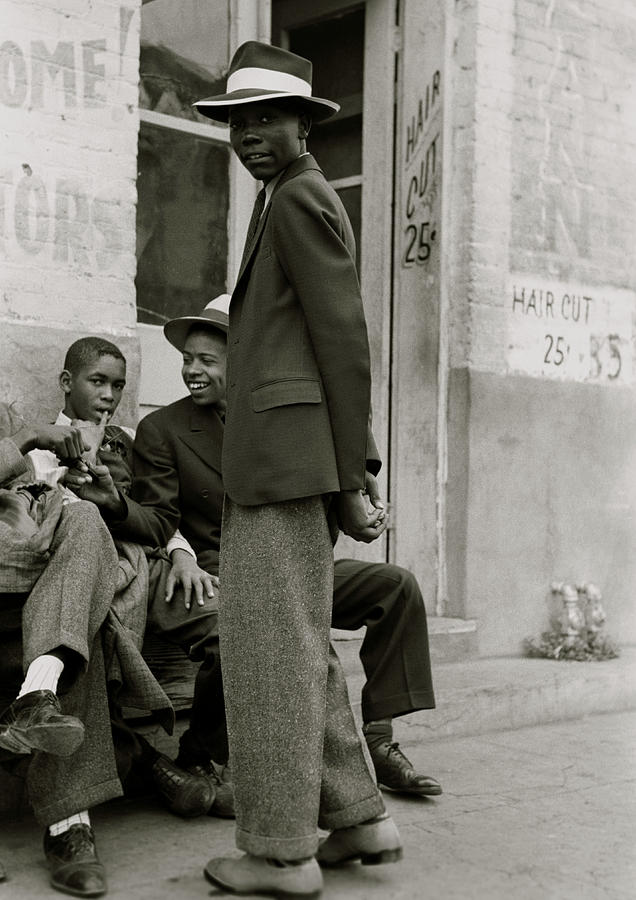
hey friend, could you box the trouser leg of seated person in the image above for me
[38,659,112,900]
[127,556,230,818]
[28,631,123,826]
[1,629,117,898]
[145,556,227,765]
[1,502,118,759]
[218,496,387,861]
[332,559,441,797]
[332,559,435,721]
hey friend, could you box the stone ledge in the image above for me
[345,645,636,744]
[332,616,479,667]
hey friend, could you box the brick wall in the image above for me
[455,0,636,378]
[445,0,636,653]
[0,0,141,424]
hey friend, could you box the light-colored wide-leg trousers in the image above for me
[220,495,385,859]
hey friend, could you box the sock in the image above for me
[362,717,393,752]
[17,654,65,698]
[48,810,90,837]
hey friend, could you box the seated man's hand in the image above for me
[167,548,218,611]
[13,423,89,459]
[336,489,387,544]
[65,462,124,514]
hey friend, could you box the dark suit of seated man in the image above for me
[73,296,441,815]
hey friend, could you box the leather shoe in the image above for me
[0,690,85,758]
[370,740,442,796]
[150,753,215,817]
[316,813,402,867]
[43,824,106,897]
[186,760,235,818]
[204,854,323,898]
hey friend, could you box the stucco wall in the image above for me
[445,0,636,654]
[0,0,141,425]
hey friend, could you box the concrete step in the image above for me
[332,615,479,667]
[337,642,636,746]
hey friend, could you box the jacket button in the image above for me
[201,490,209,498]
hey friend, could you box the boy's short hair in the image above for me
[63,337,126,374]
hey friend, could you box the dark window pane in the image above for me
[281,6,364,181]
[307,115,362,181]
[136,122,229,324]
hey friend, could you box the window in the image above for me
[136,0,231,325]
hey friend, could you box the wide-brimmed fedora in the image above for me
[164,295,230,352]
[194,41,340,123]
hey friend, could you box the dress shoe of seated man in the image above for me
[0,688,84,759]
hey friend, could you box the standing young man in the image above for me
[195,42,402,897]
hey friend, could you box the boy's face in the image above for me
[228,101,310,184]
[181,329,227,408]
[60,354,126,423]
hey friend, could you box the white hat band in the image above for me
[227,66,312,97]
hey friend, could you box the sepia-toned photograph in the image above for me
[1,1,634,898]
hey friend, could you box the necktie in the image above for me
[239,188,266,271]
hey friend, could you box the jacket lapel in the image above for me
[234,154,322,290]
[178,404,224,475]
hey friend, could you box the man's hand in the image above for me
[166,549,218,611]
[13,423,89,459]
[336,489,387,543]
[65,462,124,514]
[364,472,387,523]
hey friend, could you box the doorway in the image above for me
[272,0,397,564]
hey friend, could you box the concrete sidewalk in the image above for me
[2,709,634,900]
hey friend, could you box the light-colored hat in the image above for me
[164,295,230,351]
[194,41,340,124]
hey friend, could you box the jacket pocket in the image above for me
[251,378,322,412]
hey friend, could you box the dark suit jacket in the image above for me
[223,153,379,506]
[113,397,224,574]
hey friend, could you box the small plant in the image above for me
[523,628,619,661]
[524,582,620,661]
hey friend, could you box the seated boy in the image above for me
[41,337,226,818]
[0,403,121,898]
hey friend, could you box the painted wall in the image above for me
[445,0,636,654]
[0,0,141,425]
[391,0,445,609]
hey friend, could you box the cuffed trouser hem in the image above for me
[31,777,123,827]
[236,827,320,860]
[318,792,385,833]
[23,630,90,673]
[361,689,436,723]
[235,791,386,859]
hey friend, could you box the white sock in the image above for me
[48,811,91,837]
[17,654,65,698]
